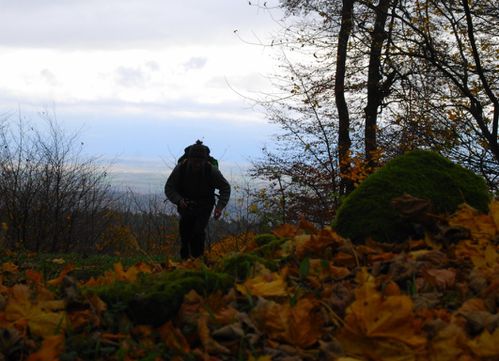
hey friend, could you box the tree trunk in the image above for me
[364,0,392,169]
[335,0,355,195]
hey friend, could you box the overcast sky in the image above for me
[0,0,284,192]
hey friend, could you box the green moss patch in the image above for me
[87,269,233,326]
[334,150,490,243]
[218,253,278,280]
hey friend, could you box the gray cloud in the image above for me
[183,57,207,71]
[40,69,58,86]
[114,66,147,88]
[0,0,282,49]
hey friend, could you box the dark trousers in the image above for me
[178,203,213,259]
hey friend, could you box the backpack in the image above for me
[177,140,219,168]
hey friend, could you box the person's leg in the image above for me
[178,214,195,259]
[190,206,213,258]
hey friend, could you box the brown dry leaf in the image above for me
[471,243,498,269]
[467,328,499,357]
[87,293,107,314]
[333,251,357,267]
[273,224,299,238]
[2,262,18,273]
[5,284,66,337]
[248,356,273,361]
[198,313,231,354]
[178,289,204,326]
[236,267,288,297]
[489,199,499,228]
[47,264,75,286]
[295,229,344,258]
[428,323,470,361]
[158,321,191,353]
[423,269,456,289]
[454,239,498,269]
[448,204,496,241]
[25,270,44,285]
[339,334,422,361]
[26,334,64,361]
[287,297,324,348]
[251,297,324,349]
[308,259,350,281]
[68,309,100,330]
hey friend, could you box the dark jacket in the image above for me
[165,160,231,210]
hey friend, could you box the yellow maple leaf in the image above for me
[236,267,287,297]
[337,272,426,360]
[5,285,66,337]
[467,328,499,357]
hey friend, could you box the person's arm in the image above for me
[165,165,184,206]
[211,167,231,219]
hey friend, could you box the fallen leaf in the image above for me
[449,204,496,241]
[158,321,191,353]
[5,285,66,337]
[47,264,75,286]
[251,297,323,348]
[27,334,64,361]
[2,262,18,273]
[467,328,499,357]
[272,224,299,238]
[489,199,499,230]
[236,267,287,297]
[423,269,456,289]
[337,274,426,359]
[198,313,231,354]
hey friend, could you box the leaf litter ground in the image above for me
[0,200,498,360]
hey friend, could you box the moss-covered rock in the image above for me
[87,269,233,326]
[334,150,490,243]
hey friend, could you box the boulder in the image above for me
[333,150,490,243]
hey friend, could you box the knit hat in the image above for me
[188,140,209,159]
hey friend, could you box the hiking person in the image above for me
[165,140,231,259]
